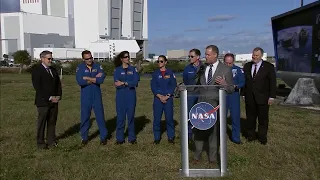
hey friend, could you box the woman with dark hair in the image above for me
[113,51,140,144]
[150,55,177,144]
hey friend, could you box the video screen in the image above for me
[272,2,320,74]
[276,26,312,73]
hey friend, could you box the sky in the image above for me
[147,0,318,56]
[0,0,317,56]
[0,0,20,13]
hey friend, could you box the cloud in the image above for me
[208,36,227,42]
[208,24,224,29]
[208,15,236,22]
[216,24,224,29]
[150,34,197,45]
[148,30,274,55]
[184,28,208,32]
[184,25,224,32]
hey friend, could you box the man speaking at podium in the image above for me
[193,45,234,165]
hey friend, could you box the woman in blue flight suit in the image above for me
[150,55,177,144]
[113,51,140,144]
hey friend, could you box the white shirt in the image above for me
[251,59,263,77]
[205,60,219,83]
[42,63,53,77]
[41,63,55,101]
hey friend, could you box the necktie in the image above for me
[46,68,53,77]
[253,64,257,79]
[207,64,213,85]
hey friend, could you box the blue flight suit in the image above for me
[113,65,140,142]
[182,62,201,140]
[76,62,108,141]
[150,68,177,141]
[226,65,245,143]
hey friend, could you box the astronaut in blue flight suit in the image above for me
[76,50,108,145]
[223,53,245,144]
[182,49,202,141]
[151,55,177,144]
[113,51,140,144]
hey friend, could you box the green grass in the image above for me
[0,74,319,180]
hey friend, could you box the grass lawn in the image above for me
[0,74,319,180]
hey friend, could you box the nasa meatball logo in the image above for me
[189,102,219,130]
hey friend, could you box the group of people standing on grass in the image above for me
[31,45,276,167]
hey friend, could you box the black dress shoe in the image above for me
[168,139,175,144]
[168,137,175,144]
[247,137,257,142]
[115,141,125,145]
[128,140,137,144]
[260,141,267,145]
[81,140,88,146]
[100,139,107,145]
[48,142,58,148]
[153,140,160,144]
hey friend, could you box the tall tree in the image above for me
[13,50,31,74]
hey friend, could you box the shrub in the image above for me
[25,61,62,74]
[141,60,187,74]
[4,60,190,76]
[61,61,115,76]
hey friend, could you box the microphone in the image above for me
[193,64,205,85]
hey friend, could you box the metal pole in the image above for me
[219,89,227,176]
[300,0,303,7]
[180,89,189,176]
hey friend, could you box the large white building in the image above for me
[0,0,148,59]
[235,53,268,62]
[0,0,74,58]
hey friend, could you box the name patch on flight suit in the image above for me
[127,71,133,75]
[85,69,89,72]
[188,71,194,73]
[92,69,97,72]
[164,75,170,79]
[121,72,125,75]
[232,69,237,77]
[158,75,162,78]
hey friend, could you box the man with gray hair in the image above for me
[31,50,62,149]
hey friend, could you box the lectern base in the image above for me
[179,169,230,177]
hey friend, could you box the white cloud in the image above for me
[208,15,237,22]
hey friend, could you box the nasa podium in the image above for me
[178,84,230,178]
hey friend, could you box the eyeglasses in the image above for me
[157,60,164,63]
[188,56,195,58]
[84,57,93,60]
[47,58,53,60]
[122,56,130,59]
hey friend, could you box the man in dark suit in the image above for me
[193,45,234,166]
[241,47,276,145]
[31,50,62,149]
